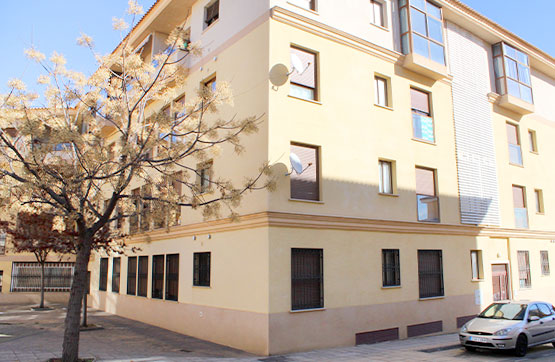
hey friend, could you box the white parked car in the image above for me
[459,301,555,357]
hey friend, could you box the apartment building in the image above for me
[87,0,555,355]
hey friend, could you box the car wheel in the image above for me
[464,346,476,352]
[514,334,528,357]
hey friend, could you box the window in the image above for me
[517,250,531,288]
[137,256,148,297]
[197,161,213,194]
[152,255,164,299]
[112,257,121,293]
[193,252,211,287]
[10,262,74,292]
[492,42,533,104]
[155,172,183,229]
[379,160,393,194]
[540,251,550,276]
[535,189,544,214]
[166,254,179,301]
[512,185,528,228]
[127,256,137,295]
[0,231,5,255]
[417,250,444,298]
[470,250,483,280]
[382,249,400,287]
[173,95,186,120]
[506,123,522,165]
[528,130,538,153]
[204,0,219,29]
[129,188,140,234]
[375,76,389,107]
[371,0,385,27]
[290,47,317,101]
[0,271,2,292]
[289,0,316,11]
[411,89,434,142]
[291,248,323,310]
[415,167,439,222]
[399,0,445,65]
[204,76,217,93]
[140,185,151,232]
[99,258,108,292]
[290,143,319,201]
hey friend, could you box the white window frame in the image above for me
[370,0,386,28]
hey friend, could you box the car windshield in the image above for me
[478,303,527,320]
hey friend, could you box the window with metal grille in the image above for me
[411,89,434,142]
[291,248,323,310]
[193,252,211,287]
[517,250,531,288]
[417,250,443,298]
[204,0,219,28]
[99,258,108,291]
[492,42,533,104]
[112,257,121,293]
[152,255,164,299]
[290,143,319,201]
[10,262,74,292]
[137,256,148,297]
[166,254,179,301]
[415,167,439,222]
[540,251,550,276]
[290,47,317,101]
[127,256,137,295]
[382,249,400,287]
[506,123,522,166]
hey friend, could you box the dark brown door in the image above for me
[492,264,509,301]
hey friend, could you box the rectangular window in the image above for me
[166,254,179,301]
[512,185,528,228]
[375,76,389,107]
[112,257,121,293]
[379,160,393,194]
[193,252,211,287]
[517,250,531,288]
[0,271,2,292]
[492,42,533,104]
[415,167,439,222]
[204,0,219,29]
[371,0,385,27]
[417,250,444,298]
[204,76,217,92]
[540,251,550,276]
[137,256,148,297]
[0,231,5,255]
[411,89,434,142]
[399,0,445,65]
[382,249,400,287]
[506,123,522,165]
[129,188,140,234]
[290,47,317,101]
[289,0,316,11]
[197,161,213,194]
[99,258,108,292]
[152,255,164,299]
[290,143,320,201]
[291,248,323,310]
[535,189,544,214]
[10,262,74,292]
[470,250,482,280]
[127,256,137,295]
[528,130,538,153]
[140,185,151,232]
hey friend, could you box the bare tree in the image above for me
[0,2,274,361]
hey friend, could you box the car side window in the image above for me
[538,303,552,317]
[528,304,541,318]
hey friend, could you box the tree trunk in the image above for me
[62,239,92,362]
[40,262,45,309]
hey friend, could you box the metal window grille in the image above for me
[291,248,323,310]
[10,262,74,292]
[99,258,108,291]
[517,251,531,288]
[540,251,550,276]
[193,252,211,287]
[417,250,444,298]
[165,254,179,301]
[152,255,164,299]
[127,256,137,295]
[382,249,400,287]
[112,258,121,293]
[137,256,148,297]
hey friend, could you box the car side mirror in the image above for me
[528,315,540,322]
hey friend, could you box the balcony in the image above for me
[497,94,535,115]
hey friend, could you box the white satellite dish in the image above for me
[289,54,310,76]
[289,152,303,174]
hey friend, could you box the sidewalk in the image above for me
[1,304,554,361]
